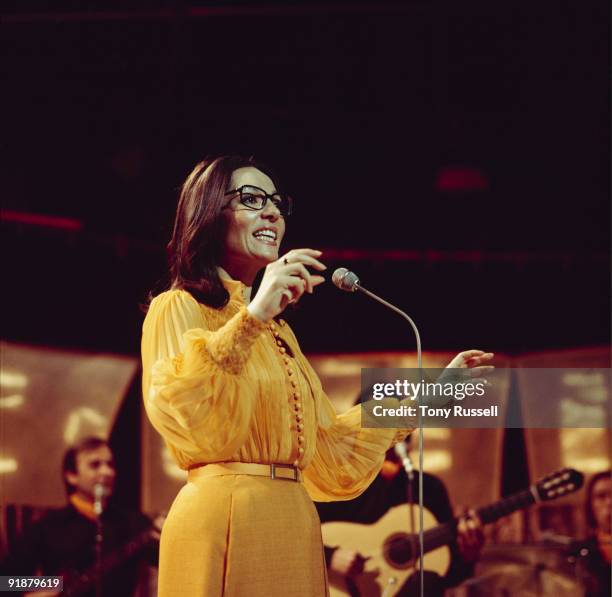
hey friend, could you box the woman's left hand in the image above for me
[445,350,495,377]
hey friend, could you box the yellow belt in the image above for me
[188,462,302,483]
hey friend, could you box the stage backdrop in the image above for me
[0,341,138,507]
[516,348,611,539]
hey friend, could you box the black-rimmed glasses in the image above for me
[224,185,293,217]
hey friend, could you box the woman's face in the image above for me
[591,476,611,533]
[221,167,286,276]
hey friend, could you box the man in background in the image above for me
[1,436,161,597]
[577,470,611,597]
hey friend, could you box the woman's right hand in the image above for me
[247,249,326,322]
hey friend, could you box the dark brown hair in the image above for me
[585,469,611,530]
[62,436,110,495]
[165,155,276,308]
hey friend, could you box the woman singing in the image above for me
[141,155,493,596]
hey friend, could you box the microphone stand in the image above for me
[395,442,417,567]
[95,518,102,597]
[93,485,104,597]
[351,282,426,597]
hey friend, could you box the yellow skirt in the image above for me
[158,472,329,596]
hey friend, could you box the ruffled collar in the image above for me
[220,276,249,305]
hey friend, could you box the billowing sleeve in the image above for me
[303,390,414,502]
[141,290,267,465]
[280,325,414,502]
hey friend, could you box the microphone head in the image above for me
[394,442,408,459]
[94,484,107,498]
[93,483,107,515]
[332,267,360,292]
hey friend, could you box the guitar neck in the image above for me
[477,488,536,525]
[422,488,536,553]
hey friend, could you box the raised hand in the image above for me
[247,249,326,322]
[445,350,495,378]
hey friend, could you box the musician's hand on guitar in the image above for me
[330,548,368,578]
[455,508,484,563]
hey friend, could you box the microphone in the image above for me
[331,267,360,292]
[93,483,108,517]
[394,441,415,482]
[332,267,422,365]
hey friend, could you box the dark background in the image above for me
[2,0,610,356]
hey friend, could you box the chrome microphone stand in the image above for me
[332,268,426,597]
[93,484,105,597]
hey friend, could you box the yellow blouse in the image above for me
[141,278,413,502]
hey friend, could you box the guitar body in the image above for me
[322,504,450,597]
[320,467,584,597]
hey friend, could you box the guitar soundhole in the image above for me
[383,533,415,570]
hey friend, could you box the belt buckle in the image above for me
[270,463,298,482]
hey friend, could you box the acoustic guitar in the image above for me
[321,468,583,597]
